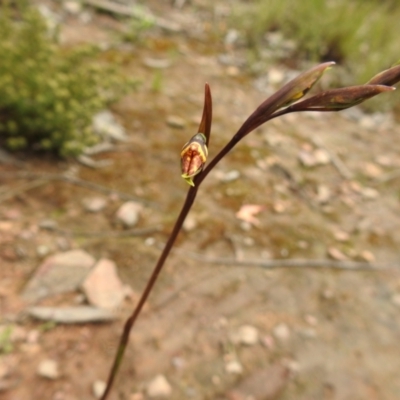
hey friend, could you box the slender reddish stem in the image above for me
[100,186,198,400]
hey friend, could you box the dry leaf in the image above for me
[236,204,265,226]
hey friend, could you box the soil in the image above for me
[1,1,400,400]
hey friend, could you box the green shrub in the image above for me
[0,5,137,157]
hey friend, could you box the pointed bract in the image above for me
[286,85,395,112]
[197,83,212,146]
[367,64,400,87]
[239,62,335,136]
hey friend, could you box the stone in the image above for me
[231,325,259,346]
[146,374,172,398]
[272,323,290,342]
[225,360,243,375]
[82,197,107,213]
[215,170,241,183]
[22,250,96,301]
[27,306,115,324]
[93,380,106,399]
[63,1,82,14]
[143,58,171,69]
[37,359,60,380]
[327,247,348,261]
[115,201,143,227]
[92,110,128,142]
[82,259,127,310]
[166,115,186,129]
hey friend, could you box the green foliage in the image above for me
[233,0,400,86]
[0,5,137,157]
[0,325,13,354]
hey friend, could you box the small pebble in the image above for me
[183,215,198,232]
[327,247,348,261]
[234,325,259,346]
[273,323,290,342]
[166,115,186,129]
[93,380,106,399]
[63,1,82,14]
[82,197,107,213]
[146,374,172,398]
[225,360,243,375]
[115,201,143,227]
[298,327,317,339]
[358,250,375,263]
[391,294,400,307]
[37,359,60,380]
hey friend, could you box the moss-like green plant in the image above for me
[0,5,137,156]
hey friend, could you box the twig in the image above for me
[81,0,182,32]
[40,224,161,237]
[311,137,353,179]
[0,179,49,203]
[0,171,155,206]
[183,252,391,271]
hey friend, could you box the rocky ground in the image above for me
[1,1,400,400]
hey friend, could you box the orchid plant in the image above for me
[100,61,400,399]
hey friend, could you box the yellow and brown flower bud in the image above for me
[180,133,208,186]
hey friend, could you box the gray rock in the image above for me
[82,259,127,310]
[22,250,96,302]
[27,306,115,324]
[93,110,128,142]
[166,115,186,129]
[115,201,143,227]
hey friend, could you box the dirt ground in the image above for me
[1,1,400,400]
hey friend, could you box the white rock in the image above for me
[146,374,172,398]
[316,185,331,204]
[82,197,107,213]
[272,323,290,342]
[183,215,198,232]
[225,360,243,375]
[235,325,259,346]
[82,259,127,310]
[268,68,286,85]
[116,201,143,227]
[93,380,106,399]
[37,359,60,380]
[391,294,400,307]
[63,1,82,14]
